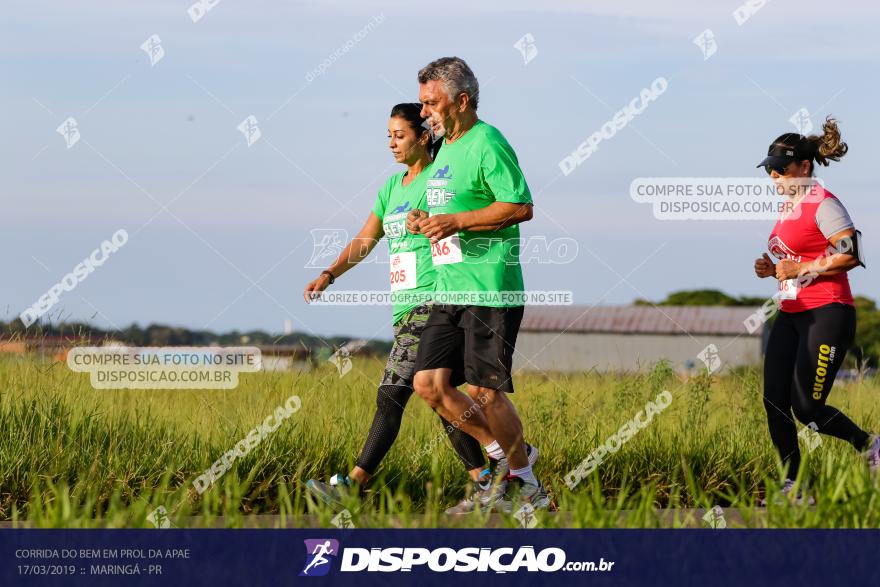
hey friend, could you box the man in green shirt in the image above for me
[407,57,550,513]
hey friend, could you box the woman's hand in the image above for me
[406,209,429,234]
[754,253,776,278]
[775,258,801,281]
[303,273,331,303]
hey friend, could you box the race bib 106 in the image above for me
[778,278,799,300]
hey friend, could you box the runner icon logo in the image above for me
[300,539,340,577]
[433,165,451,179]
[392,201,411,214]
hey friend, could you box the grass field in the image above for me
[2,354,879,528]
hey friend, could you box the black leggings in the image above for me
[763,303,870,478]
[354,385,486,475]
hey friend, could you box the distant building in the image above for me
[0,335,86,361]
[258,345,313,372]
[514,305,767,373]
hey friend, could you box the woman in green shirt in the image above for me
[302,103,487,510]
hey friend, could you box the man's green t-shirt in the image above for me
[424,120,532,306]
[373,169,435,324]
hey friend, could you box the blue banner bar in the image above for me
[3,529,878,586]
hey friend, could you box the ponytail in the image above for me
[803,116,848,168]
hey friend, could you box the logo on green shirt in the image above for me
[391,201,411,214]
[426,178,455,208]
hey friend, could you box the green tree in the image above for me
[636,289,767,307]
[852,296,880,368]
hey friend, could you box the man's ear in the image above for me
[457,92,469,112]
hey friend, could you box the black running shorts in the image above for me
[413,304,524,393]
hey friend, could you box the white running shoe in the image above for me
[305,474,362,512]
[760,479,815,507]
[482,443,540,510]
[445,443,540,515]
[863,434,880,473]
[444,481,500,515]
[497,477,552,515]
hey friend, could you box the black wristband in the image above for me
[321,270,336,284]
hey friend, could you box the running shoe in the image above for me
[444,478,497,515]
[306,474,361,512]
[497,476,552,515]
[863,434,880,473]
[759,479,816,507]
[445,443,541,515]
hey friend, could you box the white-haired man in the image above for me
[407,56,549,513]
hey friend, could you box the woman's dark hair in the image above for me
[770,116,849,174]
[389,102,441,159]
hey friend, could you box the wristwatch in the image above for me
[321,270,336,284]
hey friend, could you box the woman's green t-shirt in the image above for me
[373,169,436,324]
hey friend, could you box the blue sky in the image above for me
[3,0,879,340]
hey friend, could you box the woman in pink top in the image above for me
[753,116,879,502]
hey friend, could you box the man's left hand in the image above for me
[419,213,461,243]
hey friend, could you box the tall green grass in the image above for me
[1,354,879,527]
